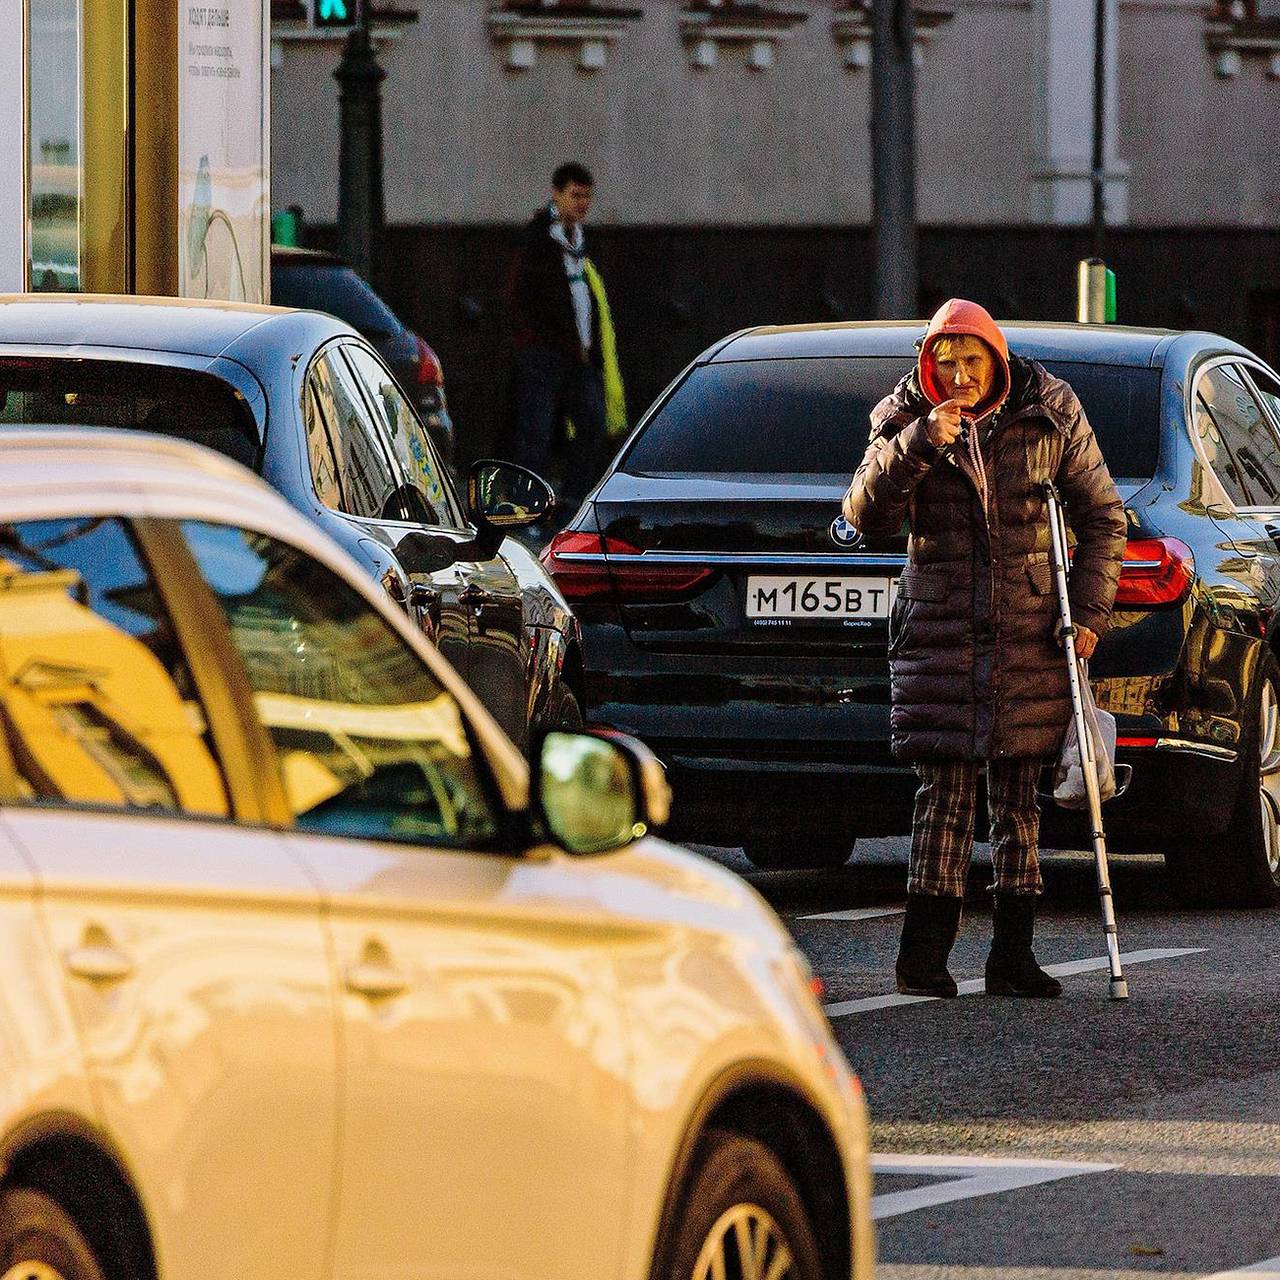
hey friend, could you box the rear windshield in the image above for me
[0,357,262,470]
[621,356,1162,481]
[271,262,402,338]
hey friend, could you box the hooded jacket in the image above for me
[842,300,1127,763]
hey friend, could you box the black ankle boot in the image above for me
[895,893,963,997]
[986,893,1063,998]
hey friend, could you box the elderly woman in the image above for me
[844,299,1126,999]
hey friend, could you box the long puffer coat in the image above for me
[843,348,1127,764]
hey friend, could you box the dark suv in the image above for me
[543,320,1280,905]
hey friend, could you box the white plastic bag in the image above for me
[1052,662,1117,809]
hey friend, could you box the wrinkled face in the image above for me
[931,335,997,409]
[552,181,594,230]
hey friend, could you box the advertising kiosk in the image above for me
[5,0,268,301]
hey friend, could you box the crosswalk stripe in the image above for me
[870,1153,1116,1220]
[823,947,1206,1017]
[799,906,905,922]
[1199,1257,1280,1279]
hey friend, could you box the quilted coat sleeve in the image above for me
[1056,401,1127,638]
[842,400,939,538]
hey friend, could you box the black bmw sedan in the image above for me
[543,320,1280,905]
[0,295,584,749]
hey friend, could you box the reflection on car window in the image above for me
[182,520,500,848]
[0,519,228,815]
[1246,366,1280,442]
[1195,364,1280,506]
[343,344,454,527]
[306,349,403,521]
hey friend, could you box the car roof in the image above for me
[0,293,352,362]
[709,320,1184,368]
[0,425,316,532]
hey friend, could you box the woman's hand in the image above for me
[925,398,966,449]
[1057,623,1099,660]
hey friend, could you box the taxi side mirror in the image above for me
[533,729,671,855]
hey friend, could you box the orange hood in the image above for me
[917,298,1011,419]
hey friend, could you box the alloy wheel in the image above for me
[692,1203,796,1280]
[1259,680,1280,879]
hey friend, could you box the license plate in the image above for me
[746,576,898,622]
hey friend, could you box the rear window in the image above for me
[0,357,261,470]
[271,262,402,338]
[621,356,1162,481]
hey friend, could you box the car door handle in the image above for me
[344,960,410,1000]
[64,929,135,984]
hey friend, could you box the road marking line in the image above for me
[1200,1258,1280,1279]
[824,947,1206,1017]
[870,1153,1116,1220]
[799,906,905,922]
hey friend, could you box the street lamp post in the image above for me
[1090,0,1106,259]
[871,0,918,319]
[335,0,386,281]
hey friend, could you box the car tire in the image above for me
[541,682,584,732]
[0,1187,107,1280]
[664,1129,825,1280]
[743,838,855,871]
[1166,650,1280,907]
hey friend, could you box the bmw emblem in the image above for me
[829,516,863,549]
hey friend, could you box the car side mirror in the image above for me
[468,460,555,531]
[533,729,671,856]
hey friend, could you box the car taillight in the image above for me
[415,336,444,389]
[540,531,713,602]
[1114,537,1194,607]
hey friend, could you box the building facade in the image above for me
[270,0,1280,228]
[271,0,1280,456]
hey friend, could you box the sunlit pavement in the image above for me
[695,840,1280,1280]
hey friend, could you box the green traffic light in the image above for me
[315,0,353,25]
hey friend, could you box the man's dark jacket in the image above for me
[508,206,602,368]
[843,357,1127,763]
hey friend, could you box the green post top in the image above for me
[271,210,299,247]
[1104,268,1117,324]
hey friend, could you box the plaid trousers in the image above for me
[908,758,1044,898]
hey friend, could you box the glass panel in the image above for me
[1195,364,1280,506]
[182,521,500,848]
[303,380,344,509]
[623,357,1162,481]
[307,350,402,521]
[0,519,228,815]
[28,0,82,291]
[0,357,261,469]
[343,344,454,527]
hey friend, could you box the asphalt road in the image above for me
[697,839,1280,1280]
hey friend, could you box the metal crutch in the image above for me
[1042,480,1128,1001]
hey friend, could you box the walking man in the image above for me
[843,299,1126,998]
[508,162,626,507]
